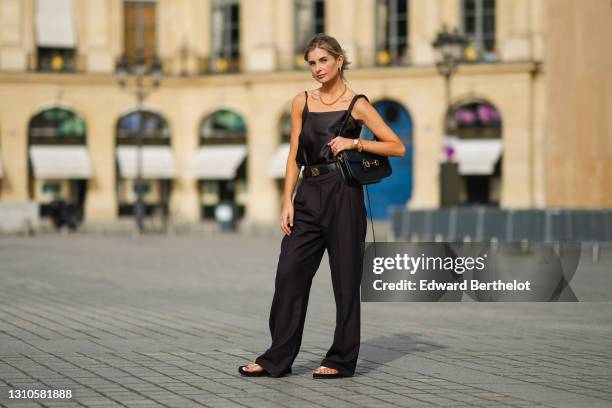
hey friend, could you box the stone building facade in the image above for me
[0,0,609,229]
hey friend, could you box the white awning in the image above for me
[29,145,92,179]
[35,0,76,48]
[267,144,290,178]
[191,145,247,180]
[443,137,503,175]
[116,146,176,179]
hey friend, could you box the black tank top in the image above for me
[296,91,365,167]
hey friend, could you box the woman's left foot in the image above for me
[239,363,269,377]
[313,366,340,378]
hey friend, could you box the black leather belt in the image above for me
[302,162,340,178]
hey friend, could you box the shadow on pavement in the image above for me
[358,333,447,375]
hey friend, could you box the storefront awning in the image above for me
[116,146,176,179]
[191,145,247,180]
[443,137,503,175]
[29,145,92,179]
[267,144,290,178]
[35,0,76,48]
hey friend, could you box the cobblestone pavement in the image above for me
[0,235,611,408]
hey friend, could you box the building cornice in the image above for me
[0,61,541,87]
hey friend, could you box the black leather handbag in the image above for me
[335,95,392,185]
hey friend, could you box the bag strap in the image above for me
[336,94,369,137]
[365,184,377,254]
[334,94,378,251]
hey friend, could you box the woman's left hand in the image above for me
[327,136,355,156]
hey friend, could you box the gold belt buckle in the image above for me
[311,167,320,177]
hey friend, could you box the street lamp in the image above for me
[433,26,467,207]
[432,25,468,108]
[115,49,163,233]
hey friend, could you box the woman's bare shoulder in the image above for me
[291,91,307,111]
[294,91,308,102]
[351,93,372,122]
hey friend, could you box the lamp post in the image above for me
[432,25,468,109]
[433,26,467,207]
[115,50,162,233]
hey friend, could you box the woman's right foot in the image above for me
[238,363,292,377]
[238,362,272,377]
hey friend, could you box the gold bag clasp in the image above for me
[362,159,379,168]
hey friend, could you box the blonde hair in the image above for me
[303,33,351,79]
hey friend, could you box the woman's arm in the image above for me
[328,96,406,157]
[279,92,305,236]
[352,97,406,157]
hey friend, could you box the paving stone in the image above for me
[0,235,610,408]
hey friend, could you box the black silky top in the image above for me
[296,92,364,167]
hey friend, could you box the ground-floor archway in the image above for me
[362,99,413,219]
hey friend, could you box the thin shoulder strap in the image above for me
[301,90,309,125]
[301,91,309,166]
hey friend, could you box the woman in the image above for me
[239,33,405,378]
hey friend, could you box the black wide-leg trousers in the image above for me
[255,169,367,377]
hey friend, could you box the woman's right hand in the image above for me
[280,201,294,236]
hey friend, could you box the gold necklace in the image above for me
[319,85,348,106]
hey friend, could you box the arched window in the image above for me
[193,109,248,220]
[446,100,501,139]
[443,99,503,206]
[27,107,91,220]
[200,109,246,144]
[29,108,86,144]
[116,110,170,145]
[115,109,175,218]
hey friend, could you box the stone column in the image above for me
[273,0,293,70]
[83,89,121,222]
[242,0,277,72]
[497,0,532,61]
[158,0,180,76]
[163,87,200,223]
[439,0,460,29]
[410,0,442,65]
[0,102,29,202]
[79,0,116,73]
[326,0,357,67]
[245,85,287,225]
[193,0,211,70]
[496,73,532,208]
[408,76,445,208]
[0,0,33,71]
[354,0,375,67]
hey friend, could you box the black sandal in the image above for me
[238,363,291,377]
[312,366,341,379]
